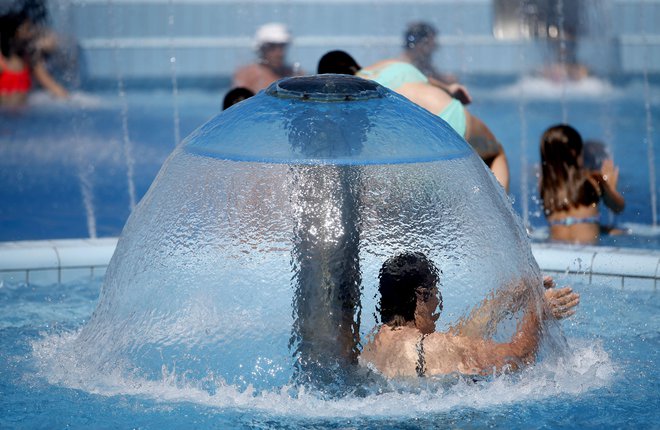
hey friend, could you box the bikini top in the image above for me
[416,333,428,377]
[0,55,31,93]
[548,215,600,226]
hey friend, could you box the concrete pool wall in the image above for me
[1,238,657,290]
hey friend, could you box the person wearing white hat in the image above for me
[232,22,303,93]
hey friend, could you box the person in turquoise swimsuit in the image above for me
[357,61,468,138]
[317,50,510,192]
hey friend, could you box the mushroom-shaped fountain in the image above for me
[73,75,554,397]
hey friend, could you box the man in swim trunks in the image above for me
[317,50,510,192]
[360,252,579,378]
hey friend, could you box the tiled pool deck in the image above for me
[1,238,657,290]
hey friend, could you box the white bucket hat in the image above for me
[254,22,292,49]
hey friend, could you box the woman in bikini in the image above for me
[360,252,579,378]
[0,11,68,107]
[539,124,625,244]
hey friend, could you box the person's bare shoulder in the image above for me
[424,333,507,376]
[361,326,420,378]
[361,58,399,72]
[233,64,262,88]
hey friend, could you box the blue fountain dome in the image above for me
[72,71,549,399]
[185,75,472,165]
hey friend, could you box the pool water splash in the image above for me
[30,331,613,418]
[488,76,619,100]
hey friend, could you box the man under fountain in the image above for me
[360,252,579,378]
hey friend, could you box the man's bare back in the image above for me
[360,252,579,379]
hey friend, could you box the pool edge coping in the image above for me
[0,238,658,288]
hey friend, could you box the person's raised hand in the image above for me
[545,286,580,319]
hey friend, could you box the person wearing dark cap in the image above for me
[401,21,471,105]
[317,50,510,192]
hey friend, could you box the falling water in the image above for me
[77,165,97,239]
[71,110,98,239]
[640,1,658,226]
[168,0,181,147]
[517,13,530,230]
[556,0,568,123]
[457,1,467,78]
[109,0,137,212]
[594,0,617,227]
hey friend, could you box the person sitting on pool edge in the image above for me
[359,252,579,378]
[540,124,625,244]
[317,50,510,193]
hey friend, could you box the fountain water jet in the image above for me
[109,0,137,212]
[167,0,181,148]
[640,2,658,226]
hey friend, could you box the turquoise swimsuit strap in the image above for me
[548,216,600,226]
[438,98,467,138]
[358,62,428,90]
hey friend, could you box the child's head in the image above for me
[222,87,254,110]
[317,50,361,75]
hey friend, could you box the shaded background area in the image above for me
[44,0,660,87]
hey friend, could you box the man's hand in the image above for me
[446,83,472,105]
[545,286,580,319]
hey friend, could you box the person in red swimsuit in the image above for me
[0,10,68,106]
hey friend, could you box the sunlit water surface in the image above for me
[0,78,659,428]
[0,275,657,429]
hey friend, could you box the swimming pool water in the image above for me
[0,275,657,429]
[1,77,658,428]
[1,78,659,247]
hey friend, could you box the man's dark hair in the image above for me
[317,50,361,75]
[404,22,437,49]
[377,252,441,325]
[222,87,255,110]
